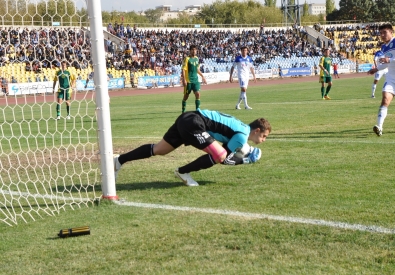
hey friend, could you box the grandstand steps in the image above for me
[82,26,126,50]
[305,26,331,48]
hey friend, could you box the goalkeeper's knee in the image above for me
[203,143,227,163]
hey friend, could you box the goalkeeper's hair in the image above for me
[249,118,271,133]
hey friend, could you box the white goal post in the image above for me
[0,0,117,226]
[86,0,117,200]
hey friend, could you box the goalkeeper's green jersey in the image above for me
[319,56,332,76]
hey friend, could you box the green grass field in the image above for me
[1,76,395,274]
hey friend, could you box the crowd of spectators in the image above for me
[0,26,91,71]
[0,23,350,85]
[319,24,382,59]
[105,24,343,75]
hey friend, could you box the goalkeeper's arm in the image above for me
[221,145,262,165]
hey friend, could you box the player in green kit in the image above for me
[181,45,207,113]
[319,48,332,100]
[53,61,76,120]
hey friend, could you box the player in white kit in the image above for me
[368,23,395,136]
[371,50,388,98]
[229,46,256,110]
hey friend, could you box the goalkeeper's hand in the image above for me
[242,147,262,164]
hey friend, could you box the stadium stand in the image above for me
[0,23,359,88]
[323,24,382,64]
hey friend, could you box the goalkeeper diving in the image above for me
[114,109,271,186]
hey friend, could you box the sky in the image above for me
[100,0,340,13]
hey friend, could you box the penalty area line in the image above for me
[115,200,395,234]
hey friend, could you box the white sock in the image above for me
[242,92,248,107]
[372,84,376,96]
[236,92,243,105]
[377,106,388,128]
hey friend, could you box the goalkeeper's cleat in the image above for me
[56,116,61,120]
[174,169,199,186]
[113,154,122,180]
[235,105,241,110]
[66,115,71,120]
[371,95,375,98]
[245,106,252,110]
[324,95,331,100]
[373,125,382,136]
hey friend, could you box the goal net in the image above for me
[0,0,112,226]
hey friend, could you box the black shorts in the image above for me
[163,111,215,150]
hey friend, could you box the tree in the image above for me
[198,0,283,25]
[166,12,206,26]
[301,14,321,24]
[303,0,309,16]
[144,8,163,23]
[264,0,276,7]
[326,0,335,15]
[327,0,375,21]
[373,0,395,22]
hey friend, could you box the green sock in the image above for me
[182,100,186,113]
[325,86,331,96]
[321,87,325,98]
[195,99,200,110]
[66,105,70,116]
[56,104,60,116]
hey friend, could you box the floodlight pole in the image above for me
[281,0,301,27]
[87,0,118,200]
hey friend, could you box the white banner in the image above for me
[255,69,273,79]
[8,81,54,96]
[329,65,351,74]
[199,72,229,84]
[336,64,351,74]
[198,70,272,84]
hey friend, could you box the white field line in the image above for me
[0,189,93,202]
[115,200,395,234]
[2,189,393,234]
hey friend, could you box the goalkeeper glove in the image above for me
[242,147,262,164]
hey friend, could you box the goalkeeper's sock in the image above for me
[118,144,154,164]
[56,104,60,116]
[195,99,200,110]
[325,85,331,95]
[321,87,325,98]
[182,100,186,113]
[66,105,70,116]
[178,154,215,174]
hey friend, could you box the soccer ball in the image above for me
[234,143,252,158]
